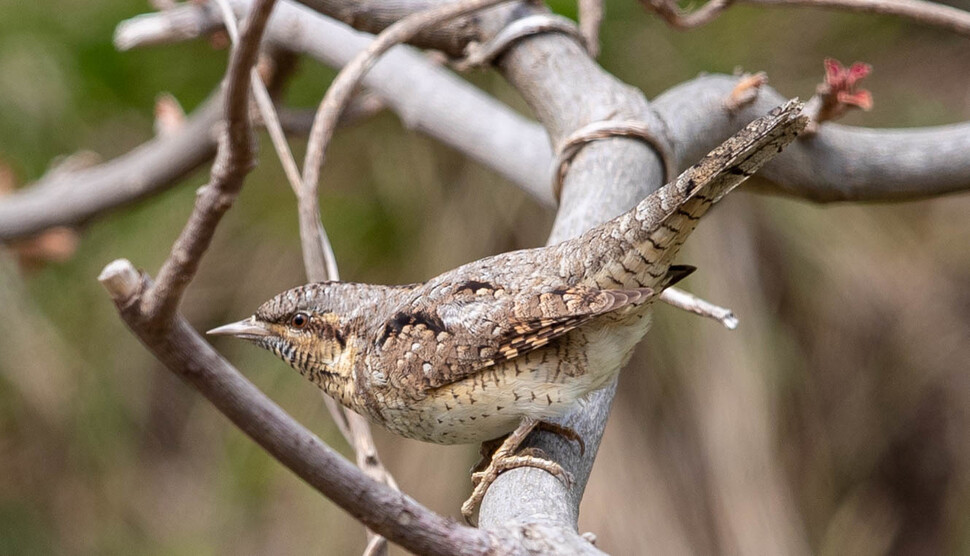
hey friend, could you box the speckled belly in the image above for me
[376,313,652,444]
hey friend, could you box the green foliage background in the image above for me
[1,1,969,554]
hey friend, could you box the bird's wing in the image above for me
[374,278,670,394]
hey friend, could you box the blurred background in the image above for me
[1,0,969,554]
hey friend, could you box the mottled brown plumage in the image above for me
[209,101,807,519]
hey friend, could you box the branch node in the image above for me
[724,71,768,113]
[155,92,187,137]
[803,58,872,134]
[98,259,143,301]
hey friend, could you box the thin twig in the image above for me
[300,0,513,203]
[297,0,514,280]
[659,288,740,329]
[640,0,970,36]
[212,0,304,210]
[142,0,276,322]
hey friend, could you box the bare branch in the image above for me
[142,0,276,322]
[639,0,970,36]
[213,0,304,198]
[300,0,514,203]
[659,288,740,330]
[115,1,223,50]
[652,74,970,203]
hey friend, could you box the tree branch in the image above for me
[652,74,970,203]
[0,94,222,241]
[141,0,275,322]
[660,287,739,329]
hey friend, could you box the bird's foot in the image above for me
[461,418,577,524]
[469,420,584,474]
[462,452,573,524]
[470,447,573,486]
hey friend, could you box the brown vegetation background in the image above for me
[1,0,968,554]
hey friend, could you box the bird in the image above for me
[209,100,806,521]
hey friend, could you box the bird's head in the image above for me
[208,283,357,402]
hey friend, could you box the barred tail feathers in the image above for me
[574,100,806,290]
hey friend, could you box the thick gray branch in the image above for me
[463,2,668,531]
[652,75,970,202]
[249,0,550,200]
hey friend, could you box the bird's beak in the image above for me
[207,317,272,340]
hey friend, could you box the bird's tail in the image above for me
[564,100,807,290]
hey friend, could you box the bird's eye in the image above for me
[289,312,309,329]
